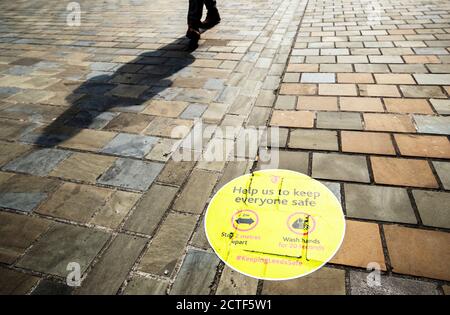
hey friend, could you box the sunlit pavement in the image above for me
[0,0,449,295]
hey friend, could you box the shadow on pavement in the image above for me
[33,36,196,146]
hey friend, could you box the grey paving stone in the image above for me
[413,190,450,229]
[414,74,450,85]
[180,103,207,119]
[289,129,338,150]
[3,148,71,176]
[101,133,158,158]
[349,271,438,295]
[190,216,210,250]
[123,277,169,295]
[170,249,220,295]
[124,184,178,235]
[257,149,309,174]
[216,266,258,295]
[0,192,48,213]
[0,174,60,212]
[345,184,416,223]
[260,127,289,148]
[430,99,450,115]
[312,153,370,183]
[275,95,296,109]
[215,160,251,192]
[76,234,147,295]
[138,212,197,277]
[301,72,335,83]
[204,78,225,90]
[316,112,363,130]
[98,158,163,191]
[31,280,73,295]
[413,115,450,135]
[17,223,110,277]
[433,161,450,190]
[321,181,341,203]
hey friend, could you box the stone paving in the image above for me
[0,0,449,295]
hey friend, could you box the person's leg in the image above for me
[202,0,220,29]
[187,0,204,28]
[187,0,204,42]
[203,0,217,11]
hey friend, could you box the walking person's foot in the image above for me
[201,8,221,29]
[186,25,200,49]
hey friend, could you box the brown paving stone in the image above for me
[0,171,13,185]
[17,223,110,277]
[173,169,219,214]
[104,113,153,134]
[296,96,338,111]
[374,74,415,85]
[279,83,317,95]
[384,225,450,281]
[76,234,147,295]
[0,267,40,295]
[371,156,438,188]
[216,266,258,295]
[262,267,345,295]
[359,84,401,97]
[319,84,357,96]
[286,64,318,72]
[289,129,338,151]
[138,212,197,277]
[144,117,193,139]
[49,152,116,183]
[60,129,117,152]
[337,73,374,84]
[123,277,169,295]
[90,190,141,229]
[270,110,314,128]
[0,212,52,264]
[142,100,188,117]
[330,220,386,270]
[364,113,416,133]
[0,141,31,167]
[394,134,450,158]
[156,159,196,186]
[384,98,434,114]
[124,184,178,235]
[341,131,395,155]
[37,182,113,223]
[403,55,440,64]
[340,97,384,112]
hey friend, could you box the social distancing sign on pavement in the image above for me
[205,169,345,280]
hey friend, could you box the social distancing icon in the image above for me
[205,169,345,280]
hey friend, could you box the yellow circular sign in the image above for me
[205,169,345,280]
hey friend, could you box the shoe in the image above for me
[201,9,221,29]
[186,26,201,42]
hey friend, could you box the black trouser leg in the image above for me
[188,0,204,27]
[204,0,217,11]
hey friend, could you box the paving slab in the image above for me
[349,271,438,295]
[98,158,163,191]
[170,249,220,295]
[17,223,110,277]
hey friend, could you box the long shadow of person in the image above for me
[31,36,196,147]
